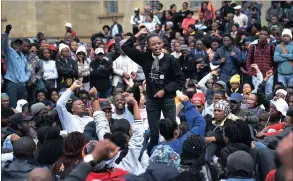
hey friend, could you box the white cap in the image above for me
[234,5,242,10]
[95,48,105,55]
[65,22,72,28]
[15,99,28,113]
[275,89,287,96]
[210,63,220,71]
[134,7,139,11]
[282,28,292,39]
[59,43,70,54]
[76,45,87,56]
[271,99,289,116]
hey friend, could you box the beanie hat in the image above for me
[227,151,254,177]
[282,28,292,39]
[150,145,181,168]
[214,100,231,116]
[58,43,70,54]
[1,93,9,99]
[76,45,87,56]
[230,74,240,84]
[191,93,206,105]
[275,89,287,97]
[31,102,47,116]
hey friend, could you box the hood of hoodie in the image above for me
[2,159,39,180]
[125,163,180,181]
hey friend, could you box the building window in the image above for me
[190,0,203,10]
[104,0,118,14]
[145,0,159,10]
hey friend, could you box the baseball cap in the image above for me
[65,22,72,28]
[230,93,243,103]
[94,48,105,55]
[11,38,22,44]
[234,5,241,10]
[30,102,47,116]
[15,99,28,113]
[180,44,189,52]
[227,151,254,177]
[100,100,112,110]
[9,113,33,126]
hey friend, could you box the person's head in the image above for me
[234,5,241,15]
[199,12,204,20]
[76,45,87,62]
[147,34,163,56]
[1,107,14,127]
[286,86,293,97]
[103,25,110,35]
[242,82,254,94]
[230,74,240,90]
[35,89,47,102]
[65,22,72,32]
[166,21,174,31]
[157,2,163,11]
[188,24,195,34]
[39,38,47,47]
[282,28,292,44]
[284,110,293,128]
[165,10,173,19]
[27,167,53,181]
[215,10,221,18]
[224,119,253,146]
[271,15,278,25]
[100,100,112,122]
[274,89,287,101]
[227,151,255,178]
[250,17,257,25]
[214,100,230,122]
[29,43,39,55]
[70,40,78,53]
[182,2,188,10]
[134,7,140,15]
[201,2,208,10]
[181,135,205,165]
[8,113,32,136]
[179,36,186,45]
[222,34,232,47]
[188,35,195,44]
[1,93,9,108]
[145,14,153,22]
[114,94,126,112]
[195,39,203,50]
[206,79,214,89]
[259,26,269,43]
[270,99,289,119]
[229,93,243,113]
[158,118,179,141]
[221,1,228,7]
[13,136,36,159]
[11,38,23,52]
[272,1,278,8]
[78,90,89,106]
[112,16,118,24]
[186,10,193,19]
[174,42,181,52]
[170,4,177,12]
[48,88,59,103]
[22,38,31,54]
[213,81,226,91]
[191,93,205,114]
[59,43,70,58]
[227,13,234,21]
[211,22,219,31]
[37,32,45,41]
[246,93,258,108]
[155,24,162,33]
[175,32,181,40]
[40,48,51,61]
[72,99,86,117]
[31,102,48,119]
[231,23,239,32]
[211,38,220,51]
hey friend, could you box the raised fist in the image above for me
[5,24,12,34]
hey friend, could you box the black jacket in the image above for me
[178,54,197,79]
[110,23,123,36]
[122,36,184,99]
[56,57,78,89]
[89,57,113,92]
[220,143,251,167]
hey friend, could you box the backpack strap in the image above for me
[280,44,289,54]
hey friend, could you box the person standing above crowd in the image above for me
[233,5,248,29]
[65,22,77,39]
[130,8,143,35]
[110,17,123,37]
[2,25,30,108]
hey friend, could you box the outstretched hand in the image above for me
[91,140,120,161]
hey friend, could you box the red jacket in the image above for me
[86,168,128,181]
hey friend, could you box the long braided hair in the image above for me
[51,132,88,177]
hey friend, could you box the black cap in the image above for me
[9,113,33,126]
[100,100,112,110]
[11,38,22,44]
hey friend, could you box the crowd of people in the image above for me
[1,1,293,181]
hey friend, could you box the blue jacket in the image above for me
[274,42,293,75]
[158,101,206,155]
[1,33,30,85]
[212,46,241,83]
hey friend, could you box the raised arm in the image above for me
[121,28,149,67]
[2,25,12,56]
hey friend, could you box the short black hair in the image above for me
[103,25,110,30]
[260,26,269,34]
[13,136,36,159]
[158,2,163,8]
[170,4,176,9]
[1,108,15,118]
[158,118,178,140]
[188,24,195,31]
[166,10,173,16]
[183,2,188,6]
[222,33,233,40]
[146,34,160,45]
[22,38,31,44]
[125,32,133,37]
[213,90,225,97]
[35,89,47,100]
[78,90,89,96]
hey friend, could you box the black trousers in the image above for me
[146,98,176,154]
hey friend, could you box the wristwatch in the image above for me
[83,154,96,167]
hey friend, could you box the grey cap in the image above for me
[180,44,189,52]
[227,151,254,177]
[31,102,47,116]
[215,80,227,90]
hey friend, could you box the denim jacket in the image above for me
[1,33,30,85]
